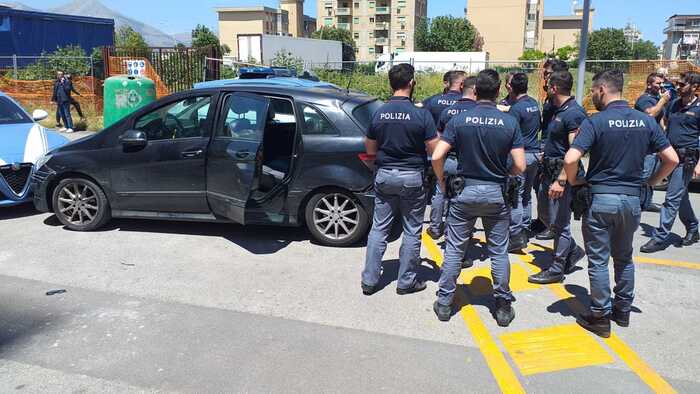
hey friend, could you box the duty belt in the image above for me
[676,148,699,170]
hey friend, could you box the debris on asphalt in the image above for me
[45,289,67,296]
[121,262,136,266]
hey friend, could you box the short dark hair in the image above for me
[592,69,624,93]
[544,59,569,72]
[462,76,477,94]
[510,73,528,95]
[646,72,664,85]
[548,71,574,95]
[448,70,467,87]
[389,63,415,91]
[442,70,454,82]
[475,69,501,101]
[681,71,700,86]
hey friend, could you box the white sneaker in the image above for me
[59,127,67,132]
[65,128,75,133]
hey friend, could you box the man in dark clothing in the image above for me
[51,71,74,133]
[422,71,466,125]
[55,74,85,127]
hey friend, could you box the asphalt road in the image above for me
[1,131,699,393]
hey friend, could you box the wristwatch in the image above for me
[557,179,567,187]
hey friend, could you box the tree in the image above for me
[519,49,546,61]
[587,28,630,60]
[632,39,659,60]
[191,24,229,56]
[554,45,577,61]
[271,50,304,72]
[415,16,482,52]
[312,26,356,63]
[115,26,149,53]
[16,45,90,80]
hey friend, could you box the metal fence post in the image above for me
[12,54,18,79]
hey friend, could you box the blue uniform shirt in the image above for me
[541,99,555,142]
[442,101,524,184]
[508,95,542,153]
[367,96,438,171]
[665,97,700,150]
[437,98,477,131]
[543,97,588,159]
[572,100,670,194]
[635,92,664,124]
[422,90,462,124]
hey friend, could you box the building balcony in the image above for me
[337,23,351,30]
[375,22,390,30]
[375,37,390,45]
[336,7,351,16]
[664,25,700,34]
[375,6,391,15]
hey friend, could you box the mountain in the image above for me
[0,2,39,10]
[49,0,178,47]
[172,32,193,46]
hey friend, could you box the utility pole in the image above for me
[575,0,591,104]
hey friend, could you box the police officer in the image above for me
[641,71,700,253]
[635,72,672,213]
[432,69,526,326]
[532,59,570,239]
[563,70,678,337]
[422,71,466,125]
[505,73,542,252]
[427,76,478,240]
[361,63,440,296]
[527,70,586,285]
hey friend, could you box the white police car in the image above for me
[0,92,69,206]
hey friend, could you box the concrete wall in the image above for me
[281,0,304,37]
[467,0,527,61]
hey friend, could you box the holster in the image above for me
[445,175,465,199]
[543,157,565,182]
[571,184,593,221]
[502,176,521,209]
[677,148,699,171]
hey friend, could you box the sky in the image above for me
[21,0,700,45]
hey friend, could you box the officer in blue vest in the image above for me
[422,71,466,125]
[528,70,587,285]
[361,63,440,296]
[641,71,700,253]
[563,69,678,337]
[427,76,478,239]
[504,72,542,252]
[432,69,526,326]
[635,72,672,213]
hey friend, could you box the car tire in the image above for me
[52,177,111,231]
[305,190,369,247]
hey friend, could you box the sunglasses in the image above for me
[676,82,687,88]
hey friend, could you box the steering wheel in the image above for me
[165,113,186,139]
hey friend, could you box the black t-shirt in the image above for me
[366,96,438,170]
[543,97,588,159]
[437,98,477,132]
[508,95,542,153]
[666,97,700,150]
[442,102,524,184]
[422,90,462,125]
[635,92,664,124]
[572,100,670,193]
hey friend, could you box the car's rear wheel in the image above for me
[305,190,369,247]
[53,177,111,231]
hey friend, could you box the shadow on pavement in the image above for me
[371,258,441,293]
[0,203,42,220]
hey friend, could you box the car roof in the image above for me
[195,77,339,90]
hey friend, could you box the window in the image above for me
[369,1,375,8]
[324,17,333,26]
[134,96,211,141]
[369,17,375,23]
[369,47,375,53]
[353,32,360,39]
[351,100,382,131]
[353,17,359,24]
[354,2,359,8]
[216,95,268,140]
[300,104,338,135]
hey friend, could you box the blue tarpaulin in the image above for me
[0,8,114,57]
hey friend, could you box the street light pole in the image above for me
[575,0,591,104]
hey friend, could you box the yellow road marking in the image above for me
[633,256,700,271]
[422,232,525,394]
[513,241,677,392]
[500,324,614,376]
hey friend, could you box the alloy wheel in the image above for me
[56,182,100,226]
[312,193,360,241]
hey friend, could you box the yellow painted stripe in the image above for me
[633,256,700,271]
[513,242,676,392]
[422,232,525,394]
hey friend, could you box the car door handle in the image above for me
[234,150,251,159]
[181,149,203,159]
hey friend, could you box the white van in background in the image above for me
[375,52,489,74]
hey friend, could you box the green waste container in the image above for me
[103,76,156,128]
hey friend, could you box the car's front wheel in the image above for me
[305,190,369,247]
[52,177,111,231]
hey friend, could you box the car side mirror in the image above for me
[32,109,49,122]
[120,130,148,149]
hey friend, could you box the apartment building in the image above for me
[466,0,544,61]
[663,14,700,60]
[316,0,428,62]
[540,8,594,53]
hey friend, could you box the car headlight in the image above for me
[34,154,53,170]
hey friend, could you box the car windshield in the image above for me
[351,99,383,133]
[0,97,32,125]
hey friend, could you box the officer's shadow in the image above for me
[546,284,643,318]
[374,258,441,292]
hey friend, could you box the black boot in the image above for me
[611,307,630,327]
[682,231,699,246]
[494,298,515,327]
[361,282,377,296]
[527,270,564,284]
[433,301,452,322]
[426,227,443,240]
[396,280,427,295]
[508,231,529,253]
[644,203,662,213]
[577,313,611,338]
[535,229,555,241]
[564,246,586,275]
[461,256,474,269]
[640,239,667,253]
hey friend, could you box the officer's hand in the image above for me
[661,91,672,102]
[694,163,700,179]
[549,181,565,200]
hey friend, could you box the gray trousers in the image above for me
[429,156,459,233]
[653,163,698,243]
[362,168,427,290]
[583,194,641,317]
[437,184,513,306]
[510,152,540,236]
[538,179,578,274]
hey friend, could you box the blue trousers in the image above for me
[653,163,698,242]
[640,154,659,209]
[510,152,540,236]
[363,168,427,290]
[583,194,640,317]
[538,179,578,274]
[429,156,459,234]
[58,101,73,129]
[437,184,513,306]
